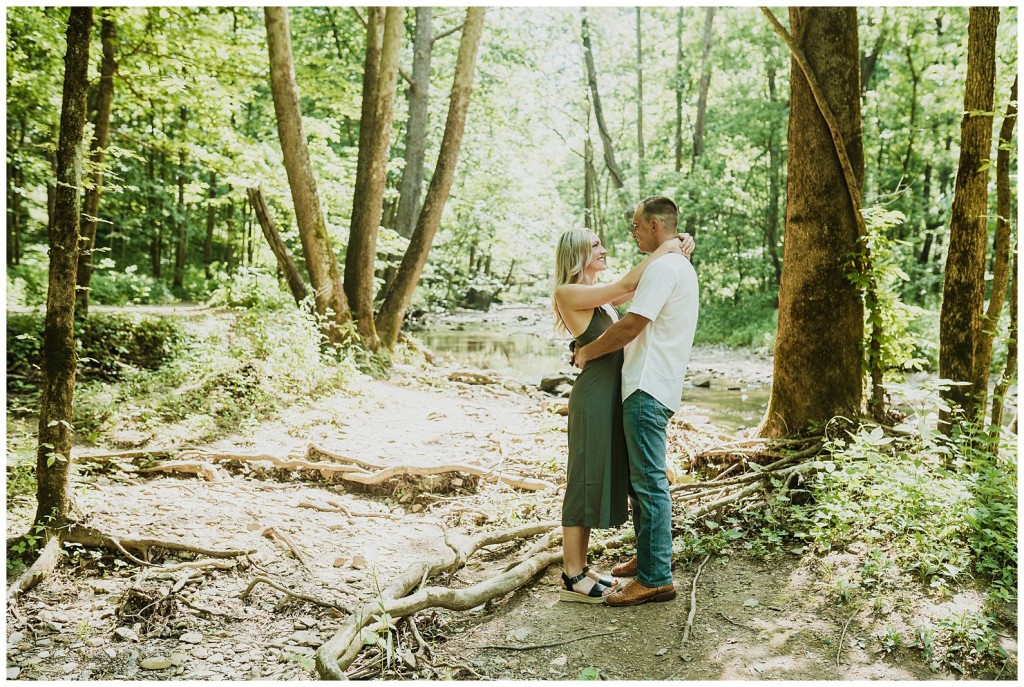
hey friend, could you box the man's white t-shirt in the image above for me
[622,253,699,412]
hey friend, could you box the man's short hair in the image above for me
[638,196,678,231]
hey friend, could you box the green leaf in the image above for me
[577,666,601,680]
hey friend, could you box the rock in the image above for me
[179,632,203,644]
[208,653,225,663]
[350,555,368,570]
[655,648,668,657]
[190,646,210,659]
[38,609,54,623]
[170,653,189,666]
[113,627,139,642]
[295,616,318,630]
[507,627,531,642]
[688,374,712,388]
[8,631,25,645]
[104,648,117,659]
[743,598,759,608]
[34,638,52,648]
[540,374,574,394]
[289,630,320,647]
[86,637,105,647]
[61,662,78,672]
[7,668,21,679]
[332,557,347,568]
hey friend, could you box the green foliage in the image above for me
[916,610,1012,677]
[692,293,777,350]
[576,666,602,680]
[6,312,187,386]
[6,248,50,307]
[88,260,173,306]
[206,267,296,311]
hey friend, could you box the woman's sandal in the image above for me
[583,565,621,589]
[559,571,612,604]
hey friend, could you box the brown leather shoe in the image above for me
[611,556,638,578]
[606,579,677,607]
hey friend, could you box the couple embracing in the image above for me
[552,196,699,607]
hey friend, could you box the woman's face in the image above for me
[585,233,607,276]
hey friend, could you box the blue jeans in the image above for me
[622,390,675,588]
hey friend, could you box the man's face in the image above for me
[631,208,656,254]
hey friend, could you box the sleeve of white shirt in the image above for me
[628,259,674,321]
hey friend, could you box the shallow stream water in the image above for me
[414,303,772,431]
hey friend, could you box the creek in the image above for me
[413,303,772,431]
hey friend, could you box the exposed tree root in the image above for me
[137,461,228,481]
[315,521,562,679]
[75,449,178,462]
[297,500,398,520]
[260,526,314,570]
[480,629,620,650]
[65,524,255,560]
[6,536,62,603]
[240,575,352,615]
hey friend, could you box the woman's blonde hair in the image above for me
[551,227,595,334]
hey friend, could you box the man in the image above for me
[573,196,699,606]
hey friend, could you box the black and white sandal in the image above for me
[559,571,611,604]
[583,565,621,589]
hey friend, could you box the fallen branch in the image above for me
[681,553,712,644]
[75,449,177,462]
[6,536,62,603]
[480,629,619,650]
[297,500,398,520]
[240,575,352,615]
[836,607,859,667]
[680,481,767,522]
[717,610,751,629]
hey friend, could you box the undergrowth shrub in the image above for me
[693,293,777,350]
[7,312,186,390]
[206,266,295,310]
[88,260,172,305]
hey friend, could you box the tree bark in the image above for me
[938,7,999,422]
[973,74,1016,416]
[761,7,864,438]
[581,8,624,190]
[859,10,887,96]
[264,7,350,341]
[692,7,715,167]
[34,7,92,534]
[247,187,309,307]
[635,7,645,196]
[765,63,783,289]
[344,6,404,350]
[75,10,116,315]
[394,7,433,240]
[376,7,485,349]
[204,171,216,279]
[990,247,1017,432]
[173,110,187,290]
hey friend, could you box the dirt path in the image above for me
[3,359,993,680]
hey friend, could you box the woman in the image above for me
[552,228,693,602]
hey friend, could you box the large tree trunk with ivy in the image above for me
[761,7,864,438]
[974,74,1016,418]
[264,7,350,342]
[34,7,93,534]
[376,7,485,349]
[75,10,116,316]
[394,7,433,240]
[248,186,309,307]
[938,7,999,423]
[344,6,404,351]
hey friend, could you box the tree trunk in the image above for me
[990,247,1017,431]
[581,8,624,190]
[75,11,116,315]
[938,7,999,423]
[635,7,645,196]
[204,171,216,279]
[173,114,187,291]
[674,7,684,174]
[584,121,596,230]
[973,74,1016,417]
[376,7,484,349]
[765,63,783,289]
[691,7,715,167]
[344,6,404,350]
[394,7,433,240]
[264,6,350,341]
[248,187,309,307]
[761,7,864,438]
[8,162,21,266]
[859,10,887,96]
[901,42,920,182]
[34,7,92,535]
